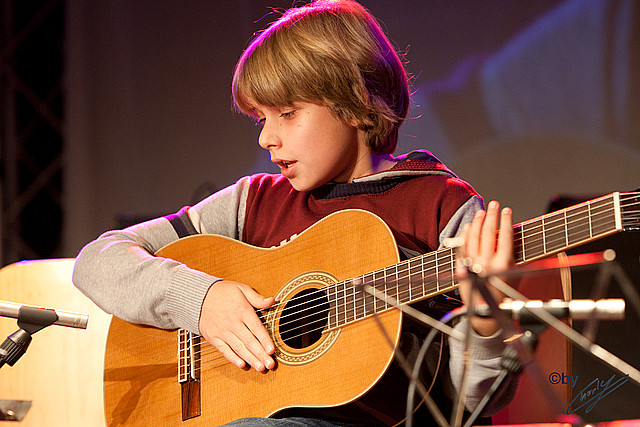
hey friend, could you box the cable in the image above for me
[405,308,467,427]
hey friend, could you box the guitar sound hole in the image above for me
[280,288,330,349]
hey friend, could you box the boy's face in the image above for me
[253,101,370,191]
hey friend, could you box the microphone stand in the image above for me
[360,283,453,427]
[455,267,570,427]
[0,304,90,421]
[360,250,639,426]
[0,306,59,369]
[463,253,640,426]
[461,309,563,427]
[486,272,640,387]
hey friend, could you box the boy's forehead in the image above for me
[249,101,302,116]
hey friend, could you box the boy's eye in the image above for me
[255,118,266,127]
[280,110,296,119]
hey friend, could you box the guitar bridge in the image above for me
[178,329,201,420]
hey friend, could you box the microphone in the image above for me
[474,298,625,322]
[0,300,89,329]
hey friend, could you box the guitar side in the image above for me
[104,209,403,426]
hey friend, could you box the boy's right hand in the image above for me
[199,280,276,372]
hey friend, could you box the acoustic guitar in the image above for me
[103,191,640,426]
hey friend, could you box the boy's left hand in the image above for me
[456,200,514,336]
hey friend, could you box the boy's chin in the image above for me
[286,177,321,192]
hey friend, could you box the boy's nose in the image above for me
[258,125,281,150]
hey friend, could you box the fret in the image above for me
[435,249,454,293]
[566,204,590,246]
[519,222,526,262]
[520,221,529,262]
[448,249,456,292]
[352,280,360,321]
[354,276,366,321]
[446,248,455,289]
[590,197,616,236]
[587,200,593,238]
[420,251,438,296]
[421,255,427,298]
[362,274,376,317]
[530,218,546,258]
[434,251,439,293]
[543,212,567,255]
[396,260,411,305]
[513,225,524,264]
[449,249,455,290]
[327,287,337,329]
[345,279,356,324]
[541,216,546,253]
[372,268,387,311]
[335,280,346,327]
[393,264,400,303]
[420,256,427,295]
[383,266,396,309]
[407,257,423,304]
[403,261,412,303]
[563,209,569,248]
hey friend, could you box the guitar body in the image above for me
[104,209,403,426]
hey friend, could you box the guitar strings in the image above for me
[189,258,458,363]
[187,261,458,364]
[275,194,639,325]
[193,196,639,355]
[261,256,456,334]
[187,208,640,373]
[189,201,616,364]
[261,195,639,333]
[185,223,628,371]
[185,195,640,370]
[218,196,640,344]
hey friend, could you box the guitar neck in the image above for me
[514,191,633,263]
[327,191,640,330]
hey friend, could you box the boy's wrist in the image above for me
[470,316,501,337]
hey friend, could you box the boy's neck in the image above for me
[337,147,397,184]
[368,153,397,176]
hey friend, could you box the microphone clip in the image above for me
[0,306,58,369]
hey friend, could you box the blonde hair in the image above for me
[232,0,410,154]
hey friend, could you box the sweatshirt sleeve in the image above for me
[440,197,518,415]
[449,318,518,416]
[72,176,251,334]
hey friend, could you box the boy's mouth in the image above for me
[275,159,296,177]
[274,158,295,169]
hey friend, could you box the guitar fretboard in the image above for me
[326,191,640,330]
[327,248,456,330]
[514,192,622,263]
